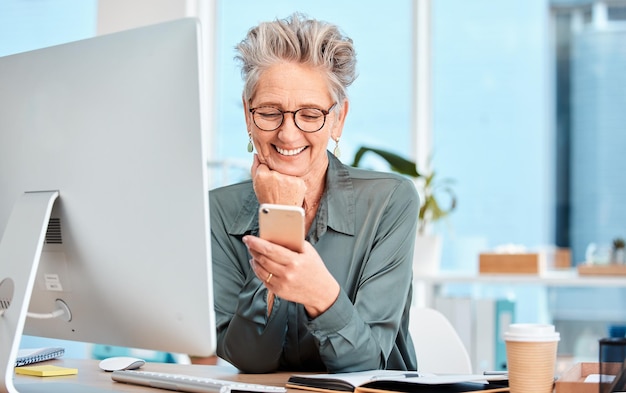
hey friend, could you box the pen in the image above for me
[483,371,508,376]
[370,373,423,380]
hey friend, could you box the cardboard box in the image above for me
[553,248,572,269]
[555,362,623,393]
[578,263,626,276]
[479,253,542,274]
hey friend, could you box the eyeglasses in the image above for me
[249,103,337,133]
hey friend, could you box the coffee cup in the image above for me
[504,323,560,393]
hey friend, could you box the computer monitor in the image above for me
[0,18,215,391]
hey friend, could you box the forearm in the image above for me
[307,291,392,372]
[216,287,288,373]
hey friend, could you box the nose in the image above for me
[281,111,298,129]
[277,112,301,141]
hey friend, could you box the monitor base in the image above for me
[0,191,59,393]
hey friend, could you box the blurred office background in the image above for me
[2,0,625,368]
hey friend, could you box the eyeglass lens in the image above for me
[252,107,327,132]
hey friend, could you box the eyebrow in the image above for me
[250,100,328,109]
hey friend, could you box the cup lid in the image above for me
[504,323,560,342]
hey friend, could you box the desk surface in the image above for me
[12,358,294,392]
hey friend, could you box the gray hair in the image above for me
[235,13,357,106]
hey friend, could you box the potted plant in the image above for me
[351,146,456,276]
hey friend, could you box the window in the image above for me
[0,0,96,57]
[431,1,554,268]
[553,1,626,264]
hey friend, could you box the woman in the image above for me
[209,13,419,373]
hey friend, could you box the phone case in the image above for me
[258,204,305,252]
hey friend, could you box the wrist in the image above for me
[305,282,340,318]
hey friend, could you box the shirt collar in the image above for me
[227,152,355,238]
[324,152,355,236]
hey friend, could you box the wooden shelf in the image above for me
[577,263,626,276]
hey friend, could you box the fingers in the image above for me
[245,234,304,289]
[249,255,278,290]
[246,236,338,315]
[245,236,278,285]
[250,154,259,178]
[250,157,306,206]
[245,236,287,268]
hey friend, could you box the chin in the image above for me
[269,160,306,177]
[275,166,305,177]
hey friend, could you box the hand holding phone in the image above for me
[258,203,305,252]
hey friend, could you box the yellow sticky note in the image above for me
[15,365,78,377]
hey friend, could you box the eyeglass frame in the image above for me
[248,102,337,133]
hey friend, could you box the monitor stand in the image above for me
[0,191,59,393]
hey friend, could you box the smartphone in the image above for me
[258,203,305,252]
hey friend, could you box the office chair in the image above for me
[409,306,473,374]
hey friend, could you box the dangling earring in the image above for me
[333,137,341,158]
[247,135,253,153]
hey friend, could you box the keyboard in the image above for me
[111,370,288,393]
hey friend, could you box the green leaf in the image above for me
[351,146,421,178]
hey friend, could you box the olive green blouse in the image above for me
[209,152,418,373]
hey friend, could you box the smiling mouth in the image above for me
[275,145,307,156]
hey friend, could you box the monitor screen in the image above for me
[0,17,215,386]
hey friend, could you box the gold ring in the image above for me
[265,273,273,284]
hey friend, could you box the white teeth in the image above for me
[275,146,306,156]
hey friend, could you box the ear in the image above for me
[331,99,349,141]
[242,96,252,131]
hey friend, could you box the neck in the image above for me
[303,181,324,212]
[301,153,328,207]
[301,159,328,230]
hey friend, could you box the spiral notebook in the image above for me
[15,347,65,367]
[287,370,510,393]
